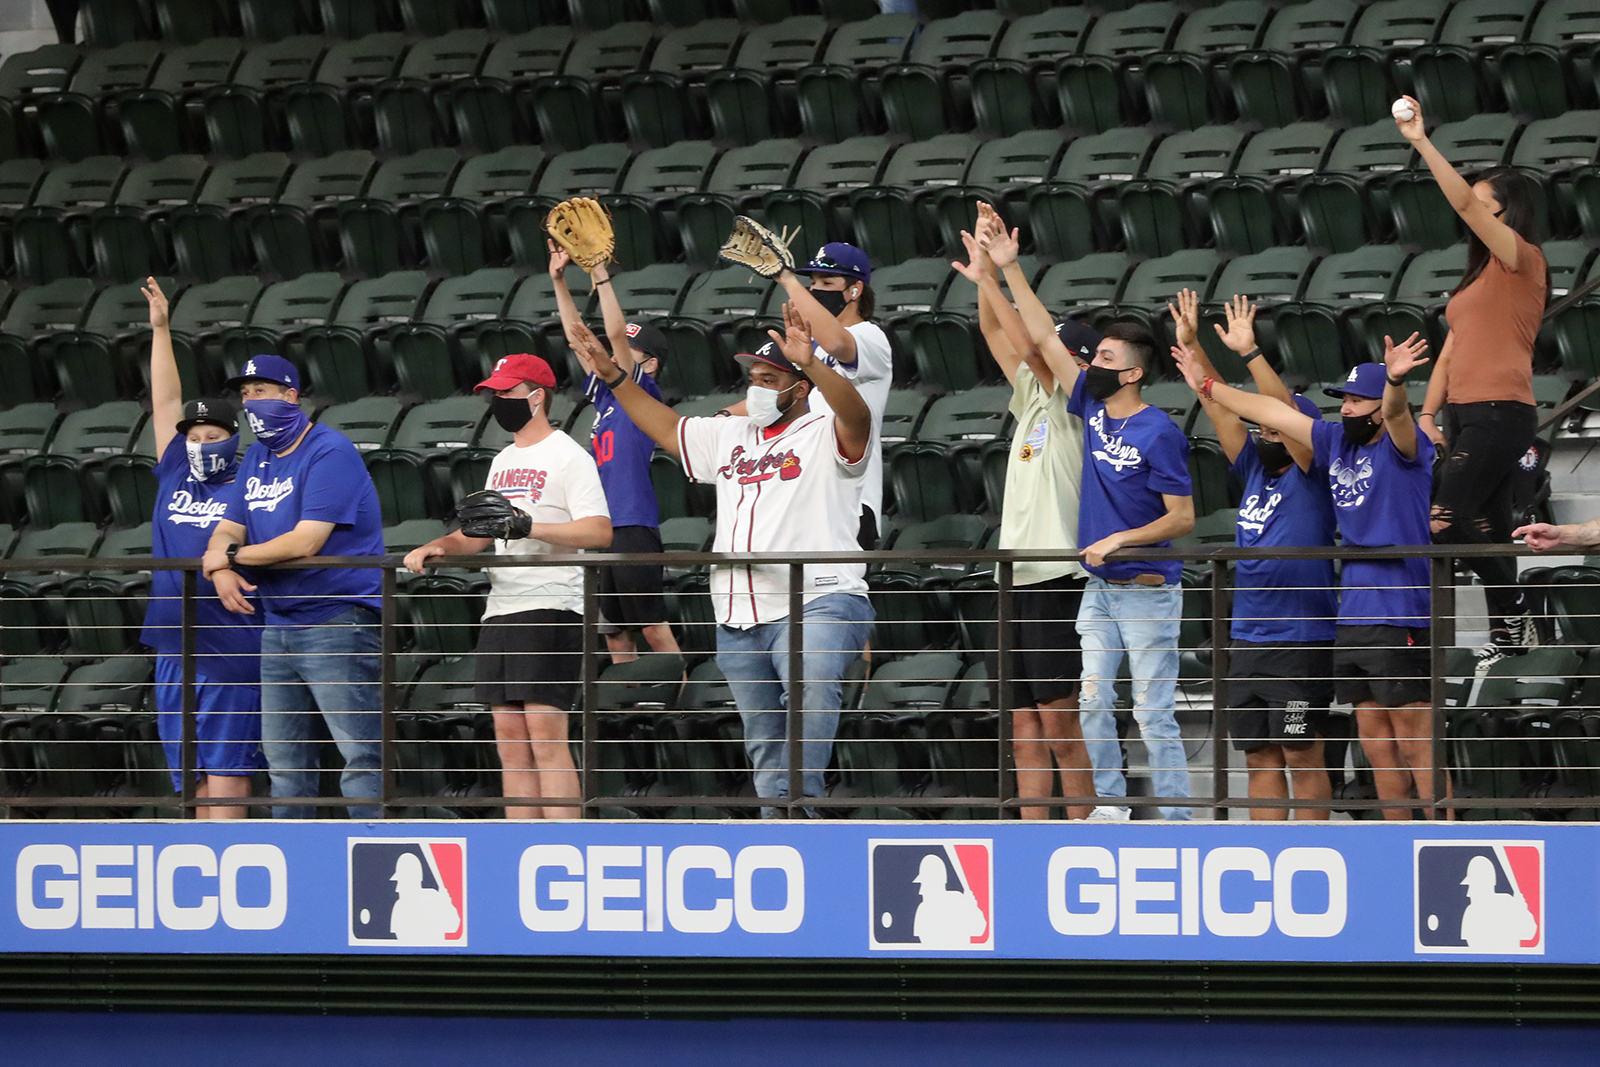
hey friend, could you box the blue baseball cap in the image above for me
[736,340,807,379]
[1323,362,1387,400]
[1055,319,1102,362]
[794,242,871,283]
[225,353,300,393]
[1290,393,1322,419]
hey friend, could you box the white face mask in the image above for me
[745,383,795,427]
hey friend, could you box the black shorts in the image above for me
[598,525,667,629]
[474,609,582,709]
[987,573,1086,706]
[1333,624,1431,707]
[1228,641,1336,752]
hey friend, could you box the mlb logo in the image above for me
[1414,840,1543,955]
[348,838,467,948]
[869,840,993,951]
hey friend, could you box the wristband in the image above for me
[1387,373,1406,386]
[1241,347,1263,363]
[594,278,612,286]
[713,410,732,418]
[1419,411,1437,422]
[225,541,240,565]
[1200,377,1215,401]
[602,368,627,389]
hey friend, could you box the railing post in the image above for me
[180,567,197,819]
[787,562,803,819]
[996,559,1014,820]
[581,562,599,818]
[1430,553,1449,820]
[379,565,396,820]
[1210,559,1230,821]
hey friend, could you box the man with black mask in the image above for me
[1173,342,1446,821]
[1170,290,1339,820]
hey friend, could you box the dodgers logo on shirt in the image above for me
[868,840,992,951]
[349,838,467,948]
[1328,454,1374,508]
[1414,840,1542,955]
[1088,410,1144,472]
[244,475,296,512]
[1237,489,1284,535]
[165,489,232,528]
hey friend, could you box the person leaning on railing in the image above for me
[568,306,875,817]
[1514,517,1600,553]
[1172,340,1452,821]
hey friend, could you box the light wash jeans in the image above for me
[260,605,382,819]
[1076,578,1192,819]
[716,593,875,813]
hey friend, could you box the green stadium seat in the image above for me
[35,42,163,162]
[117,38,243,161]
[55,278,177,407]
[300,270,429,401]
[1551,249,1600,376]
[474,264,597,386]
[1322,0,1449,126]
[1056,1,1180,133]
[366,395,487,523]
[1387,113,1519,250]
[656,266,773,398]
[217,272,344,388]
[0,403,63,524]
[1195,245,1315,380]
[658,514,713,581]
[402,572,488,655]
[889,387,1010,520]
[0,523,101,656]
[389,267,518,399]
[618,19,741,148]
[1115,125,1245,257]
[850,134,979,266]
[23,401,145,527]
[1350,244,1465,366]
[704,16,827,145]
[1498,0,1600,120]
[201,37,327,158]
[81,0,151,46]
[873,258,954,375]
[0,45,81,160]
[419,145,546,276]
[1034,253,1134,321]
[237,0,320,41]
[602,141,717,271]
[88,155,208,284]
[152,0,235,43]
[385,518,449,555]
[1512,111,1599,239]
[526,22,654,148]
[1411,0,1537,124]
[674,139,803,270]
[1094,248,1221,353]
[1273,245,1410,385]
[1025,126,1154,260]
[1228,0,1360,129]
[0,159,47,274]
[335,148,461,276]
[246,149,376,279]
[281,33,407,156]
[1296,119,1414,251]
[317,0,406,37]
[166,274,263,396]
[932,130,1065,255]
[968,8,1091,137]
[877,11,1004,141]
[1142,0,1269,131]
[169,153,292,282]
[795,14,916,142]
[372,29,491,153]
[318,396,403,454]
[1206,122,1336,254]
[447,29,574,153]
[398,0,486,34]
[506,141,631,273]
[101,421,159,529]
[760,134,892,252]
[12,156,126,284]
[0,277,96,403]
[64,524,153,657]
[1187,436,1236,517]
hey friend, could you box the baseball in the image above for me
[1392,98,1416,122]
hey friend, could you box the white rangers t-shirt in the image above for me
[678,410,869,628]
[480,431,611,620]
[802,320,893,520]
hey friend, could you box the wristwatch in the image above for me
[225,542,240,565]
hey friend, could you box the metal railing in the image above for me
[1,542,1597,820]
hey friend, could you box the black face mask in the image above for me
[1084,364,1129,402]
[1341,412,1381,446]
[490,393,537,434]
[809,286,852,317]
[1255,437,1292,472]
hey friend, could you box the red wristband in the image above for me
[1200,377,1215,401]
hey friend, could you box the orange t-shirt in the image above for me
[1442,234,1546,406]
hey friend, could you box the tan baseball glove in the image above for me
[545,196,615,271]
[717,215,797,279]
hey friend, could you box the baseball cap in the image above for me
[794,242,871,283]
[1055,319,1102,361]
[735,340,807,379]
[225,353,299,393]
[625,321,668,363]
[1323,362,1388,400]
[476,352,558,392]
[175,397,238,435]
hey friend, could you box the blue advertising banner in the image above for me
[0,821,1580,962]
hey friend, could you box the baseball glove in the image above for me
[545,196,615,271]
[717,215,797,279]
[457,490,533,541]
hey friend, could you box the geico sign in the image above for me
[520,844,803,934]
[15,844,287,931]
[1048,846,1347,938]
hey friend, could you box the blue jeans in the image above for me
[260,605,382,819]
[1076,578,1192,819]
[716,593,875,811]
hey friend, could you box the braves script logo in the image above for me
[165,489,231,528]
[718,446,803,484]
[1328,454,1374,509]
[1088,410,1144,472]
[244,475,295,512]
[1237,489,1284,535]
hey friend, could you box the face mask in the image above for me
[186,435,240,484]
[1341,411,1381,446]
[745,383,798,427]
[1254,437,1291,472]
[809,286,853,318]
[1084,364,1129,402]
[243,398,309,453]
[490,393,539,434]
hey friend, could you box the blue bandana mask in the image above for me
[186,435,240,484]
[243,398,310,453]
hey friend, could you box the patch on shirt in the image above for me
[814,575,838,587]
[1018,416,1046,462]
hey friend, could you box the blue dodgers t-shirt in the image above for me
[1229,436,1339,644]
[142,438,263,683]
[1310,419,1436,628]
[226,422,385,627]
[584,365,661,529]
[1068,374,1193,583]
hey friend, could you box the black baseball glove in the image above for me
[457,490,532,541]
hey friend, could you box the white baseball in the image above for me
[1392,98,1416,122]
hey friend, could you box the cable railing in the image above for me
[2,542,1599,820]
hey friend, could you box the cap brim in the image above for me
[475,373,554,392]
[175,417,236,434]
[1323,386,1381,400]
[735,351,804,376]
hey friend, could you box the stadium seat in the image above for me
[34,42,163,162]
[168,152,292,282]
[216,271,344,387]
[1228,0,1360,129]
[850,134,979,265]
[281,33,407,156]
[1142,0,1268,131]
[1115,124,1245,257]
[618,19,741,148]
[1273,245,1411,385]
[1387,113,1518,250]
[54,278,176,407]
[794,13,916,142]
[1207,122,1337,254]
[389,267,518,398]
[419,145,546,276]
[88,155,208,283]
[300,270,429,401]
[873,258,953,373]
[760,135,892,252]
[1056,1,1180,133]
[474,264,596,385]
[402,572,487,656]
[0,277,96,403]
[165,274,264,396]
[64,524,153,657]
[237,0,321,40]
[877,10,1003,141]
[507,141,631,272]
[81,0,151,46]
[0,158,47,274]
[525,22,654,148]
[152,0,235,43]
[1095,248,1222,355]
[1296,120,1415,252]
[968,7,1091,137]
[1498,0,1600,120]
[201,37,326,158]
[674,139,803,270]
[0,45,81,160]
[447,28,574,153]
[117,38,243,160]
[318,395,403,454]
[655,266,773,397]
[1195,245,1315,379]
[0,403,63,523]
[889,387,1010,520]
[1035,253,1134,322]
[704,15,827,145]
[1351,244,1466,365]
[12,156,125,284]
[336,148,462,276]
[246,149,376,279]
[1026,126,1154,261]
[0,522,101,655]
[1321,0,1449,126]
[602,141,717,271]
[101,420,158,529]
[1410,0,1536,125]
[1513,111,1599,239]
[22,401,145,526]
[372,29,491,153]
[932,129,1066,255]
[366,395,486,523]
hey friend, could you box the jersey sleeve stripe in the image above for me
[677,416,695,480]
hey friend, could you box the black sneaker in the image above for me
[1504,609,1541,648]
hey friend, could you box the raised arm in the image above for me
[572,321,683,458]
[145,277,181,458]
[982,210,1082,390]
[955,222,1033,387]
[1216,294,1314,472]
[1167,290,1249,463]
[778,272,856,365]
[591,259,635,376]
[1173,345,1317,450]
[774,302,871,462]
[1382,332,1430,461]
[549,242,598,379]
[1395,95,1522,270]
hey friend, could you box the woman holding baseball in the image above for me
[1394,94,1550,667]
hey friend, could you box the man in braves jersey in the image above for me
[569,303,875,815]
[547,241,681,665]
[403,353,612,819]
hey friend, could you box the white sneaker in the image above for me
[1087,805,1131,822]
[1474,642,1511,672]
[1505,609,1541,648]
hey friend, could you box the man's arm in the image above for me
[1381,332,1431,461]
[777,271,857,364]
[570,321,683,458]
[548,243,601,379]
[1516,517,1600,552]
[591,260,636,376]
[954,221,1036,388]
[402,529,494,573]
[529,514,612,549]
[1214,294,1315,472]
[145,277,181,459]
[1082,494,1196,569]
[773,302,871,461]
[233,520,337,566]
[1168,291,1250,464]
[1172,346,1317,450]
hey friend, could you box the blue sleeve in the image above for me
[1392,428,1434,469]
[1229,435,1260,480]
[1311,419,1339,471]
[1146,424,1192,496]
[1067,371,1089,418]
[155,436,187,479]
[299,436,370,526]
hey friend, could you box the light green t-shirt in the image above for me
[999,363,1085,587]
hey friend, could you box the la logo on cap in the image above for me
[815,245,826,259]
[196,402,208,414]
[1348,368,1359,381]
[243,359,256,376]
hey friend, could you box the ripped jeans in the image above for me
[1076,578,1192,819]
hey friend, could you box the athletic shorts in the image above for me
[1228,641,1336,752]
[154,655,265,790]
[597,525,667,629]
[475,608,583,709]
[1333,624,1431,707]
[986,574,1087,706]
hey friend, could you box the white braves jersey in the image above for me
[802,320,892,519]
[678,410,869,628]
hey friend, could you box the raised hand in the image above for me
[1170,343,1208,394]
[547,239,572,280]
[1213,294,1257,354]
[980,223,1021,270]
[1383,331,1430,379]
[142,276,169,330]
[768,301,817,369]
[951,229,989,283]
[1393,94,1425,143]
[569,319,620,380]
[1166,287,1200,350]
